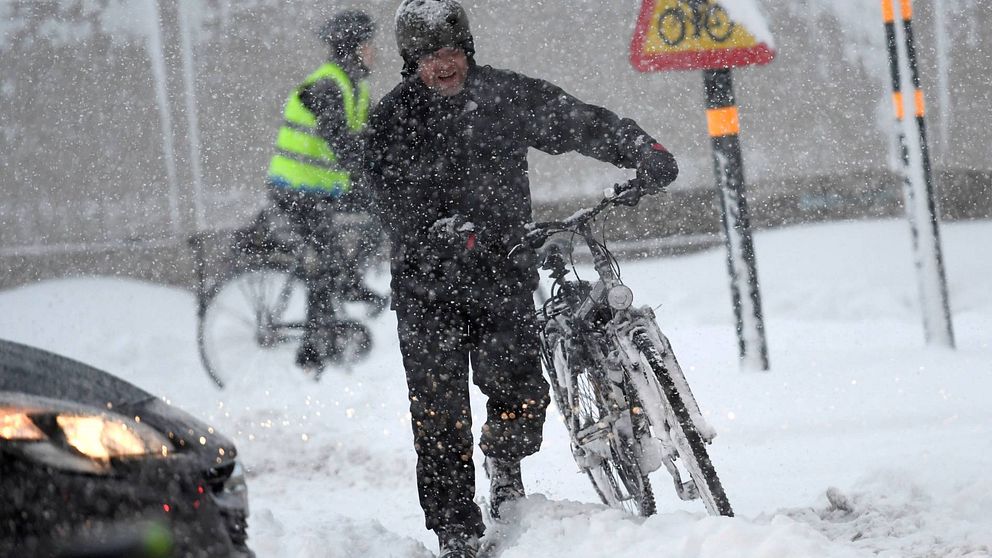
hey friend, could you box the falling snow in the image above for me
[2,1,991,556]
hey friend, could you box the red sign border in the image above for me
[629,0,776,72]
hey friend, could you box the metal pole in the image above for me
[146,0,182,237]
[932,0,952,157]
[178,0,207,232]
[881,0,955,347]
[703,69,769,371]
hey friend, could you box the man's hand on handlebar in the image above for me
[607,144,679,207]
[630,143,679,203]
[613,182,645,207]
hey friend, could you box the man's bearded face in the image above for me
[417,47,469,97]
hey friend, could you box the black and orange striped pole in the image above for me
[703,68,769,371]
[882,0,955,347]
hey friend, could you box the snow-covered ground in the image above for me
[1,218,990,557]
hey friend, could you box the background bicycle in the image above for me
[189,207,388,389]
[528,180,733,517]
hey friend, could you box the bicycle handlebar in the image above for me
[520,178,646,251]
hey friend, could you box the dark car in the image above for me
[0,339,252,557]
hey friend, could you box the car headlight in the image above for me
[0,408,46,441]
[1,403,173,470]
[56,414,171,460]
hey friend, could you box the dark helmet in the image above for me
[395,0,475,76]
[319,10,376,56]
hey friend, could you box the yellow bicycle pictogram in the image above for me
[638,0,760,56]
[659,0,735,46]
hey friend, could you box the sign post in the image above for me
[881,0,955,347]
[702,68,768,371]
[631,0,774,371]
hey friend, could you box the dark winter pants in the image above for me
[270,189,383,324]
[270,189,342,328]
[395,293,550,538]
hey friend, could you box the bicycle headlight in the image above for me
[607,285,634,310]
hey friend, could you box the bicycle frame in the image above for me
[540,222,650,450]
[255,274,308,344]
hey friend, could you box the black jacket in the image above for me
[366,64,665,306]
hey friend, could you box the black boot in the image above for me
[295,335,326,379]
[484,458,525,519]
[437,526,479,558]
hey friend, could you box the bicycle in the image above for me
[520,179,733,517]
[189,208,388,389]
[658,0,735,47]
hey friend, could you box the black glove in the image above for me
[636,143,679,194]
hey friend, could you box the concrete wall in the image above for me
[1,0,990,288]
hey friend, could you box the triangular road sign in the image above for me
[630,0,775,72]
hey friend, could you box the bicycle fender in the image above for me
[610,308,717,442]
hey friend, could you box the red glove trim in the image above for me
[650,142,668,153]
[466,232,477,250]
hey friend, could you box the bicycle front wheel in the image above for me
[542,331,657,516]
[198,267,308,389]
[630,329,733,517]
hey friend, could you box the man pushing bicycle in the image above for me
[364,1,678,555]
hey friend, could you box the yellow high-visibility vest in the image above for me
[267,63,370,196]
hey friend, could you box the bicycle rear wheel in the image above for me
[543,332,656,516]
[630,329,733,517]
[198,267,308,389]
